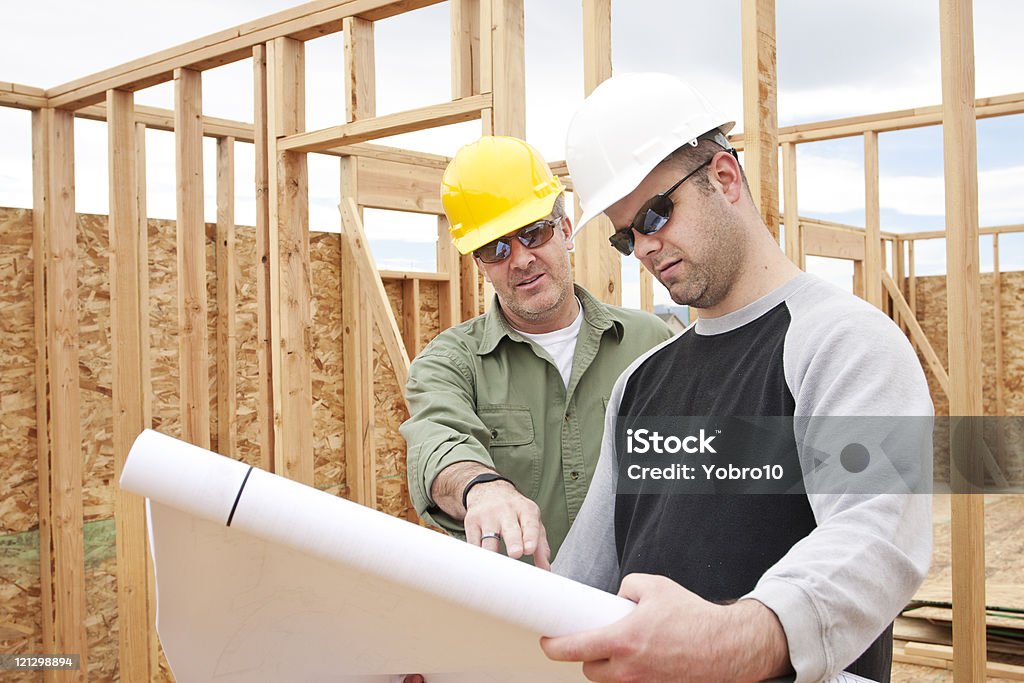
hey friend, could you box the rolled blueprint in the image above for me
[120,429,634,682]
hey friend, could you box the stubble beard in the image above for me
[662,202,745,310]
[502,261,572,323]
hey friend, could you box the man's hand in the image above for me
[429,461,551,569]
[464,479,551,569]
[540,573,791,682]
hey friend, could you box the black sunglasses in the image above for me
[608,159,712,256]
[473,217,562,264]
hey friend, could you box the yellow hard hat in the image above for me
[442,136,565,255]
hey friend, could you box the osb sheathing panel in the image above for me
[911,272,1024,485]
[310,232,346,497]
[232,227,262,467]
[0,206,42,664]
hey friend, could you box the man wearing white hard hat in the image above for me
[401,136,671,570]
[545,73,933,682]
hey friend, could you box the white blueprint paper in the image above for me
[119,430,634,682]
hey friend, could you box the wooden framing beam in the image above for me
[267,36,314,484]
[253,44,275,473]
[355,156,444,214]
[436,215,461,331]
[45,0,446,110]
[881,272,950,397]
[740,0,780,238]
[894,237,906,331]
[277,94,490,153]
[0,81,47,109]
[574,0,621,306]
[340,197,411,389]
[32,106,87,681]
[107,88,152,682]
[940,2,986,680]
[801,222,865,261]
[863,131,883,308]
[216,136,238,457]
[897,223,1024,241]
[782,141,801,266]
[174,67,212,449]
[341,157,377,509]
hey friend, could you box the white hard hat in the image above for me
[565,72,735,235]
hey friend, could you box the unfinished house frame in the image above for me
[0,0,1019,680]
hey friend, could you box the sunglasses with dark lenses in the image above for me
[473,217,562,263]
[608,158,713,256]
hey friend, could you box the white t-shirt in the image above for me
[518,299,584,389]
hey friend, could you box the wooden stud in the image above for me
[908,240,917,319]
[32,106,87,681]
[403,278,421,358]
[460,253,480,320]
[135,119,160,681]
[343,16,376,123]
[894,237,906,331]
[267,37,314,484]
[216,136,238,457]
[902,642,1024,680]
[253,44,275,473]
[436,215,460,331]
[174,67,211,449]
[782,141,801,266]
[574,0,621,306]
[107,88,151,682]
[740,0,780,238]
[451,0,481,99]
[940,2,986,680]
[31,108,55,664]
[341,156,377,509]
[278,95,490,153]
[863,131,883,309]
[852,259,865,299]
[993,234,1004,418]
[488,0,525,138]
[342,12,378,508]
[340,197,412,390]
[639,264,654,313]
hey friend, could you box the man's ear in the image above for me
[561,216,575,251]
[710,151,744,204]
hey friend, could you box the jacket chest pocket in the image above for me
[478,405,541,500]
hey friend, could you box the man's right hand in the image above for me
[463,479,551,569]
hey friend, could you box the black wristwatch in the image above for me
[461,472,514,510]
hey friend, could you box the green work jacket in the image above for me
[401,285,674,559]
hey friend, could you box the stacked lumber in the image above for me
[896,584,1024,679]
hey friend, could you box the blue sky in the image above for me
[1,0,1021,308]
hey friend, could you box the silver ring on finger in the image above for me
[480,532,502,542]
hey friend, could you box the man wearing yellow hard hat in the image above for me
[400,136,672,568]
